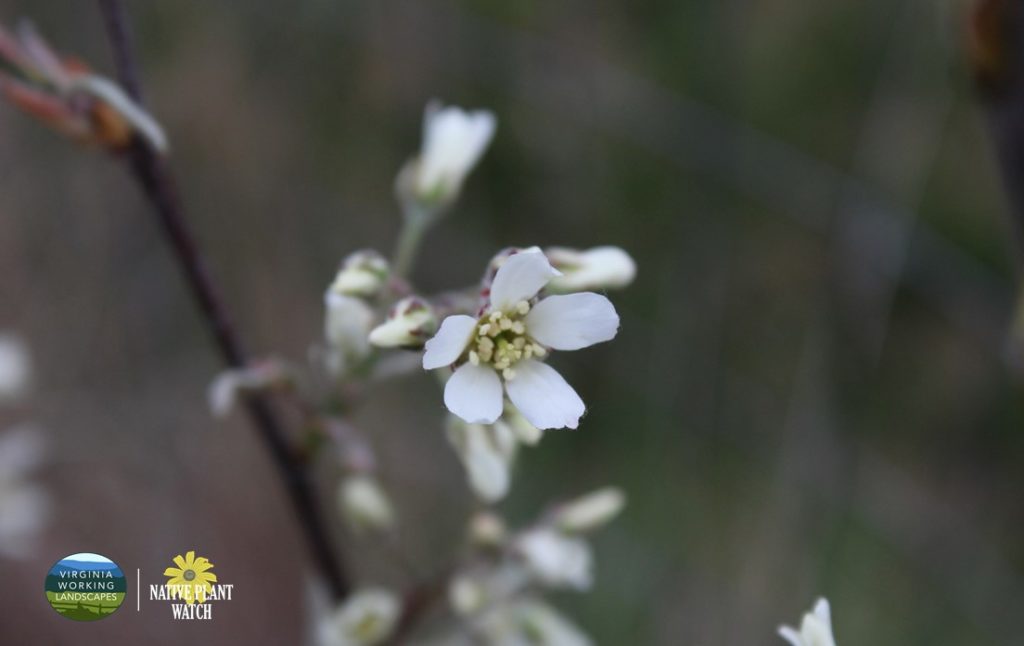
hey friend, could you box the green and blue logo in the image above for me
[45,552,126,621]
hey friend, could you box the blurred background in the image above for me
[1,0,1022,644]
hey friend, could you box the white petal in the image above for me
[546,246,637,293]
[812,598,831,625]
[489,250,561,312]
[777,626,804,646]
[422,315,477,369]
[444,363,503,424]
[418,102,496,196]
[504,359,585,430]
[525,293,619,351]
[461,425,512,502]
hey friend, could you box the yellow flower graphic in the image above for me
[163,551,217,605]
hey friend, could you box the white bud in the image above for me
[0,426,50,559]
[448,575,486,616]
[545,246,636,293]
[317,587,399,646]
[553,487,626,534]
[397,101,496,211]
[324,292,375,376]
[207,361,288,419]
[516,529,593,590]
[468,511,507,547]
[338,475,395,534]
[328,250,390,298]
[0,334,31,403]
[502,405,543,445]
[447,416,517,503]
[778,597,837,646]
[495,599,593,646]
[368,297,437,348]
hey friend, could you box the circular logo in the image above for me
[45,552,126,621]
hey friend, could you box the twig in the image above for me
[95,0,350,600]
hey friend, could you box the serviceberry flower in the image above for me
[317,587,399,646]
[778,598,837,646]
[516,529,593,590]
[324,291,374,377]
[545,246,637,293]
[446,415,518,502]
[552,487,626,534]
[396,101,496,210]
[422,249,620,430]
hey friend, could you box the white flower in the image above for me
[0,426,50,559]
[553,487,626,534]
[329,250,390,298]
[422,249,620,430]
[400,101,496,207]
[368,297,436,348]
[447,416,518,503]
[516,529,593,590]
[0,334,31,403]
[545,246,637,293]
[477,598,593,646]
[778,598,837,646]
[318,588,400,646]
[207,361,288,418]
[338,475,396,534]
[324,292,375,376]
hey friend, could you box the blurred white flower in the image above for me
[423,249,620,430]
[368,297,436,348]
[329,250,390,298]
[324,292,375,376]
[207,361,288,418]
[0,426,50,559]
[0,334,31,403]
[338,475,395,534]
[318,588,400,646]
[447,416,518,503]
[516,529,593,590]
[778,598,837,646]
[398,101,496,209]
[545,246,636,293]
[502,405,542,446]
[553,487,626,534]
[477,598,592,646]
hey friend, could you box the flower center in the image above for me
[467,300,547,379]
[183,569,196,582]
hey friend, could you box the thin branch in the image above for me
[95,0,350,600]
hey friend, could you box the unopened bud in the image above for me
[553,487,626,534]
[328,250,390,298]
[338,475,395,534]
[545,246,636,293]
[368,297,436,348]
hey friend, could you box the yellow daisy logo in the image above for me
[162,551,217,605]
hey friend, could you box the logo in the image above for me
[44,552,126,621]
[149,550,233,620]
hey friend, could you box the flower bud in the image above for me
[338,475,396,534]
[468,511,508,547]
[447,416,517,503]
[396,101,496,213]
[368,297,436,348]
[448,575,486,615]
[0,333,31,403]
[318,587,399,646]
[207,360,289,419]
[324,292,374,376]
[545,246,636,293]
[553,487,626,534]
[516,529,593,590]
[328,250,390,298]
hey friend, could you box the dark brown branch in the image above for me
[96,0,350,600]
